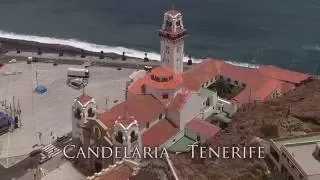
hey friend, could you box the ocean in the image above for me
[0,0,320,73]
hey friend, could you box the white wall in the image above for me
[166,110,181,129]
[145,85,179,102]
[160,37,184,74]
[217,98,236,116]
[201,77,217,88]
[180,93,203,129]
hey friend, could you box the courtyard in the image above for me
[207,79,244,100]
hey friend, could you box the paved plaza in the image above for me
[0,62,133,168]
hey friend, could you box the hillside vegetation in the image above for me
[172,79,320,180]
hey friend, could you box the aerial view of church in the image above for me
[1,3,319,179]
[68,9,312,179]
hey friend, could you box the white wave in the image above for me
[0,30,198,62]
[225,60,259,69]
[302,44,320,51]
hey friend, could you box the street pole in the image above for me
[18,99,22,127]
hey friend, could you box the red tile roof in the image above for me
[258,65,312,84]
[253,79,283,100]
[144,74,183,90]
[95,164,133,180]
[167,92,191,112]
[128,78,145,94]
[232,88,251,104]
[199,59,285,104]
[182,60,219,91]
[128,66,183,94]
[99,95,165,128]
[218,61,264,87]
[151,66,174,77]
[186,118,220,139]
[142,119,178,147]
[78,94,93,105]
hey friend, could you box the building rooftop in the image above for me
[258,65,312,84]
[168,136,196,152]
[150,66,175,77]
[77,94,93,105]
[272,133,320,149]
[167,92,191,112]
[142,119,178,147]
[182,60,219,91]
[283,142,320,177]
[128,67,183,94]
[198,87,216,97]
[272,133,320,177]
[99,95,165,128]
[186,118,220,139]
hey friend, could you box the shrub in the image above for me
[259,124,279,138]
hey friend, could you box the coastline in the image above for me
[0,37,137,60]
[0,37,192,70]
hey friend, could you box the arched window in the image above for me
[115,131,123,144]
[176,20,181,26]
[130,131,138,143]
[196,134,201,142]
[146,122,150,129]
[166,20,172,27]
[74,108,81,119]
[93,126,101,140]
[88,108,95,117]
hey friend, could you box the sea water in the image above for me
[0,0,320,73]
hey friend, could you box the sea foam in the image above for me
[0,30,198,62]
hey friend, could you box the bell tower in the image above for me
[71,94,97,146]
[112,115,142,164]
[159,9,187,74]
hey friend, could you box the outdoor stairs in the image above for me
[37,134,72,164]
[39,143,62,164]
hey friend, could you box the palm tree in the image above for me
[208,79,232,99]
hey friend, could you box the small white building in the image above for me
[268,133,320,180]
